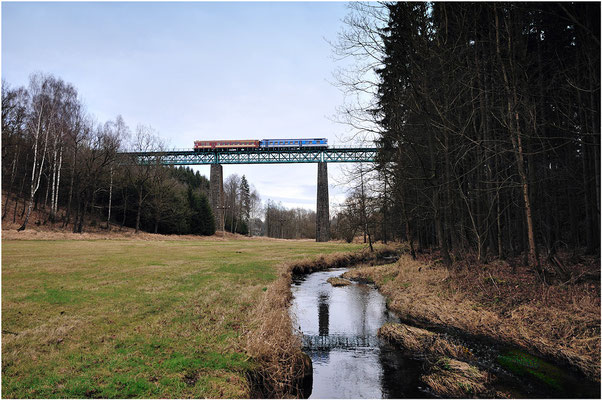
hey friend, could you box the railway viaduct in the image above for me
[121,146,377,242]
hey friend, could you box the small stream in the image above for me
[290,267,600,399]
[290,268,430,398]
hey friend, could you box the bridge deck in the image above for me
[120,147,377,165]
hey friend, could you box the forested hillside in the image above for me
[1,74,260,236]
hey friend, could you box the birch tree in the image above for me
[18,74,53,231]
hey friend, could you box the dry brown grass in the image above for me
[421,357,490,398]
[378,323,474,361]
[344,255,601,381]
[244,262,304,398]
[1,222,255,241]
[326,277,352,287]
[245,246,399,398]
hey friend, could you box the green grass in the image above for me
[2,238,362,398]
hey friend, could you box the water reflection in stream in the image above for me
[290,268,429,398]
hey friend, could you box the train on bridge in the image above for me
[193,138,328,151]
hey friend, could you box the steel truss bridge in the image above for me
[120,146,377,165]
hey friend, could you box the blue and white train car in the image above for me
[259,138,328,149]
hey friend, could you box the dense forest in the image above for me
[1,74,264,236]
[333,2,600,272]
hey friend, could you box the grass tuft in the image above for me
[326,277,352,287]
[421,357,490,398]
[378,322,474,361]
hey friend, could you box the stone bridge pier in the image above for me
[209,164,224,231]
[316,162,330,242]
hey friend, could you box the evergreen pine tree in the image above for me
[199,193,216,236]
[187,187,215,236]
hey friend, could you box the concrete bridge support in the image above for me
[210,164,224,230]
[316,162,330,242]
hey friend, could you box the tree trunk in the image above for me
[494,8,539,269]
[121,188,128,228]
[496,189,504,259]
[428,128,451,266]
[582,135,595,253]
[359,168,369,246]
[43,168,50,211]
[51,145,63,222]
[107,166,113,230]
[64,146,78,227]
[589,73,600,244]
[2,148,19,220]
[48,136,57,220]
[135,189,142,233]
[77,198,87,233]
[382,176,388,244]
[514,111,539,268]
[13,152,29,223]
[399,183,416,260]
[19,107,49,231]
[72,193,81,233]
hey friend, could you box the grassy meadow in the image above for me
[2,238,362,398]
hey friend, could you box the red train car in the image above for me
[194,140,259,151]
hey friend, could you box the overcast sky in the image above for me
[2,1,366,211]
